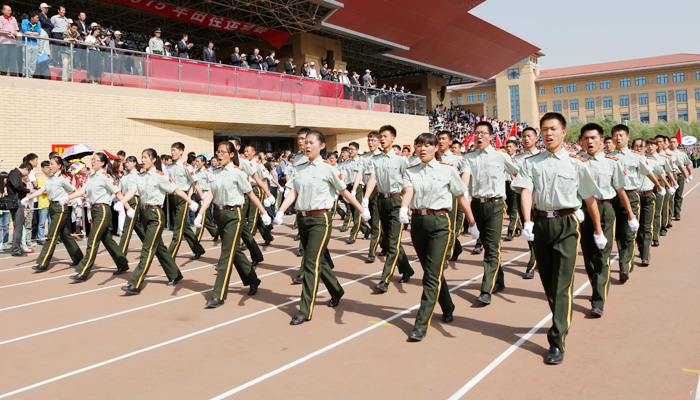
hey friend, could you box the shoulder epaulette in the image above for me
[183,162,190,167]
[604,154,620,161]
[631,150,644,156]
[646,154,656,159]
[156,170,164,175]
[103,172,111,178]
[60,174,68,178]
[324,160,331,164]
[234,165,244,171]
[569,153,587,162]
[408,163,421,168]
[439,161,454,166]
[659,154,668,158]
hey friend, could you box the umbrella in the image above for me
[61,144,96,160]
[196,153,212,161]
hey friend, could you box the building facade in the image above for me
[448,53,700,128]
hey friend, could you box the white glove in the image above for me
[263,195,275,207]
[351,190,356,198]
[469,223,480,240]
[593,232,607,250]
[273,211,284,225]
[193,214,203,228]
[361,207,371,221]
[463,190,471,202]
[574,209,585,223]
[126,209,135,219]
[673,184,679,190]
[58,196,69,206]
[201,191,208,200]
[668,186,676,195]
[279,187,284,195]
[261,213,272,226]
[361,198,369,209]
[510,181,516,191]
[87,210,92,223]
[522,221,535,241]
[284,189,290,198]
[21,197,31,207]
[398,206,409,224]
[189,201,199,213]
[688,175,693,182]
[628,217,639,232]
[657,187,666,196]
[113,202,125,213]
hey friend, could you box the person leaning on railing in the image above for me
[60,22,80,82]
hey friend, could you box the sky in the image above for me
[471,0,700,70]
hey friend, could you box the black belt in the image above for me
[92,203,109,207]
[533,208,575,218]
[379,193,401,198]
[475,197,502,203]
[298,209,328,216]
[413,209,447,215]
[142,205,162,209]
[596,199,611,204]
[215,204,241,210]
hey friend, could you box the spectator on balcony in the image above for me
[266,50,279,73]
[350,71,360,100]
[308,61,318,78]
[149,28,164,55]
[340,70,351,99]
[230,46,240,66]
[331,69,339,82]
[363,70,375,111]
[176,33,192,59]
[0,4,19,77]
[50,5,67,41]
[21,12,41,78]
[238,53,248,68]
[320,62,329,81]
[60,22,79,81]
[36,27,51,79]
[163,42,172,57]
[284,54,295,75]
[84,26,103,84]
[107,30,126,74]
[300,61,309,77]
[39,3,52,36]
[73,12,88,70]
[202,41,216,63]
[248,47,262,69]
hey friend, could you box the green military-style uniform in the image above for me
[340,156,369,240]
[368,149,415,286]
[362,149,384,258]
[636,154,665,261]
[126,168,183,290]
[657,151,674,234]
[118,169,145,254]
[513,149,541,275]
[512,148,600,354]
[193,167,218,241]
[651,152,673,242]
[288,157,346,321]
[237,158,266,263]
[208,162,260,301]
[246,159,273,243]
[440,150,465,260]
[579,151,627,311]
[35,172,83,270]
[670,149,690,219]
[609,148,652,278]
[504,152,521,239]
[459,145,519,297]
[167,159,205,258]
[76,170,129,277]
[404,158,466,334]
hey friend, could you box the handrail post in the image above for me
[280,74,283,101]
[207,64,211,95]
[177,57,182,92]
[69,43,74,82]
[300,78,303,104]
[110,48,114,86]
[258,70,261,100]
[145,54,150,89]
[234,67,238,97]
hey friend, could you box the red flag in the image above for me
[494,132,502,149]
[507,124,517,139]
[462,133,474,148]
[676,128,682,143]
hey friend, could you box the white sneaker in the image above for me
[0,243,9,250]
[28,241,37,248]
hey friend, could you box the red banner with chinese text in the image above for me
[52,144,76,156]
[103,0,291,49]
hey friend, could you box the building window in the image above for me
[621,114,630,121]
[696,89,700,101]
[604,115,613,120]
[509,85,520,122]
[553,101,562,112]
[620,78,631,87]
[478,92,487,101]
[658,111,667,122]
[656,92,666,103]
[677,90,687,102]
[571,117,579,122]
[553,85,563,94]
[679,110,688,121]
[467,93,475,102]
[640,112,650,124]
[603,96,612,108]
[485,107,489,117]
[508,68,519,79]
[697,71,700,81]
[538,86,545,95]
[586,81,596,91]
[539,102,547,113]
[635,76,646,86]
[494,106,497,117]
[456,96,463,104]
[567,83,577,92]
[494,92,497,100]
[657,74,668,84]
[639,93,649,105]
[600,80,610,89]
[585,98,594,109]
[570,99,579,110]
[673,72,685,83]
[620,95,629,107]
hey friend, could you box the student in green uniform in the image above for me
[362,131,385,263]
[194,141,267,308]
[65,152,130,282]
[513,112,605,365]
[436,130,466,262]
[658,136,678,233]
[669,137,692,220]
[400,133,479,341]
[503,139,520,241]
[341,142,370,244]
[512,127,540,279]
[650,138,676,246]
[364,125,416,292]
[117,156,145,256]
[654,136,677,237]
[119,148,195,295]
[241,146,274,247]
[274,130,369,325]
[22,156,84,272]
[192,155,218,243]
[459,121,519,305]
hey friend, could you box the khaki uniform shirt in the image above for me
[289,157,346,211]
[368,149,409,195]
[440,150,462,170]
[339,157,361,186]
[664,149,681,173]
[120,169,140,197]
[403,158,467,210]
[138,168,177,206]
[580,152,628,200]
[609,148,653,191]
[361,149,382,185]
[459,145,519,199]
[512,148,600,211]
[84,170,120,204]
[513,149,542,169]
[43,171,75,201]
[210,163,252,207]
[168,159,196,191]
[640,154,666,192]
[407,155,421,167]
[652,153,673,175]
[194,168,212,192]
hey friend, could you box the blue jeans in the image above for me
[0,211,9,244]
[38,208,50,241]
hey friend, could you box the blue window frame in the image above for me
[603,96,612,107]
[656,92,666,103]
[658,111,667,122]
[539,102,547,113]
[673,72,685,83]
[696,89,700,101]
[639,93,649,105]
[553,85,563,94]
[600,80,610,89]
[620,78,631,87]
[677,90,687,102]
[478,92,487,101]
[467,93,475,102]
[570,99,579,110]
[679,110,688,121]
[509,85,520,122]
[456,96,462,104]
[553,101,562,112]
[620,95,629,107]
[538,86,545,95]
[585,98,594,109]
[586,81,596,91]
[567,83,577,92]
[640,112,649,124]
[635,76,646,86]
[657,74,668,84]
[508,68,519,79]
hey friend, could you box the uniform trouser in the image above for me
[636,192,656,261]
[36,204,83,268]
[517,203,537,271]
[76,205,128,276]
[506,185,521,236]
[239,194,264,263]
[211,206,258,301]
[193,193,217,240]
[581,202,614,310]
[447,196,462,259]
[167,195,205,258]
[127,208,181,289]
[411,213,454,331]
[652,192,663,241]
[297,211,344,320]
[533,214,580,352]
[367,190,383,258]
[673,173,685,218]
[378,196,413,284]
[247,187,273,242]
[472,199,506,294]
[347,185,370,240]
[613,192,640,275]
[119,197,146,254]
[661,192,671,230]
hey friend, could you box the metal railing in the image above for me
[10,35,426,115]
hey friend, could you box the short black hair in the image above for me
[117,150,126,156]
[655,134,668,140]
[19,162,33,171]
[603,137,613,142]
[522,127,538,136]
[171,142,185,151]
[341,146,350,152]
[474,121,493,134]
[611,124,629,135]
[437,130,452,139]
[27,11,38,19]
[539,112,567,129]
[631,138,645,148]
[579,122,604,139]
[348,142,359,149]
[23,153,38,163]
[70,22,77,28]
[367,131,380,139]
[40,160,50,168]
[297,127,310,135]
[48,151,59,159]
[379,125,397,137]
[451,140,461,146]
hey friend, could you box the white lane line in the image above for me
[682,180,700,195]
[209,250,532,399]
[695,373,700,400]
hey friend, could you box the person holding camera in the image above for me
[4,162,34,257]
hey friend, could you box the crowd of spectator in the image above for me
[429,105,526,147]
